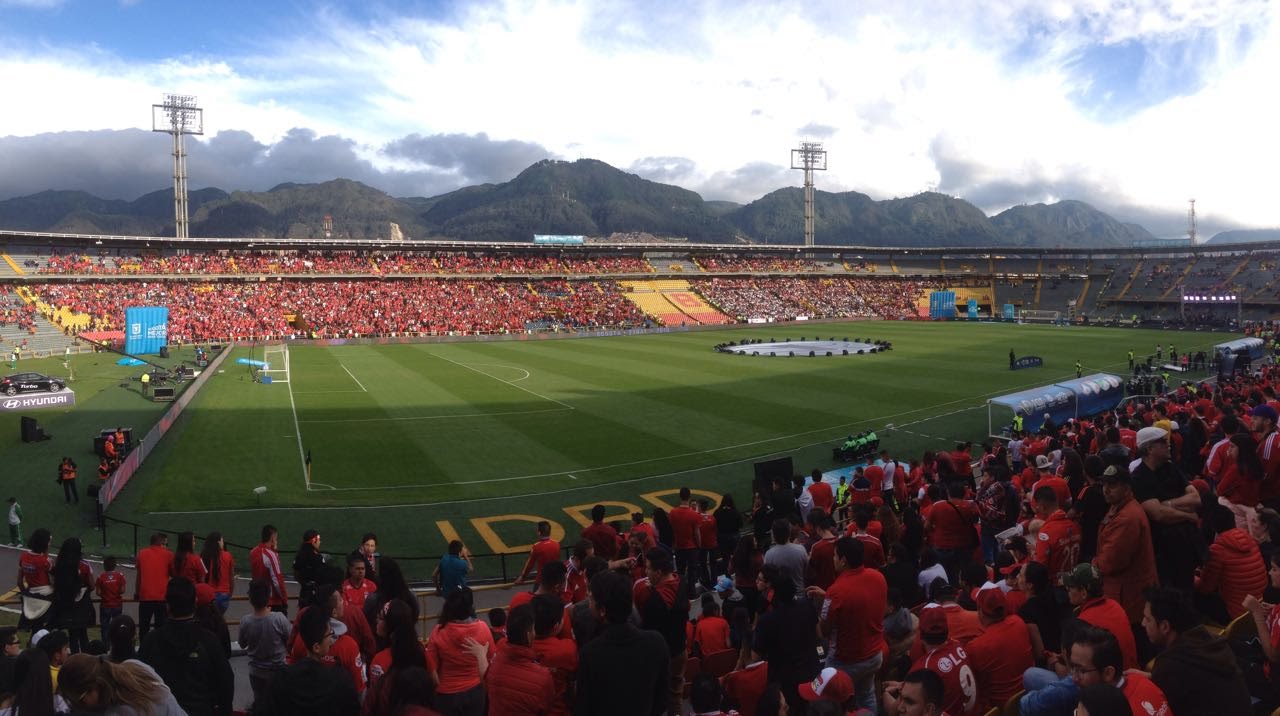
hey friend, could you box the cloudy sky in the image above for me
[0,0,1275,238]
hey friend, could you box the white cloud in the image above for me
[0,0,1274,233]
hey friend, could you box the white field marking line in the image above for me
[150,335,1231,513]
[432,352,574,409]
[292,390,366,395]
[340,363,368,392]
[297,407,573,424]
[466,363,531,382]
[284,347,310,490]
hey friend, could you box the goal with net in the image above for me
[1020,309,1062,324]
[260,343,290,384]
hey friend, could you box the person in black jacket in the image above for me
[292,529,326,609]
[139,577,234,716]
[575,569,669,716]
[1144,586,1251,716]
[264,602,361,716]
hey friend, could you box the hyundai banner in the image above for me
[124,307,169,355]
[0,390,75,412]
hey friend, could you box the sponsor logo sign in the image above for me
[0,390,75,412]
[1012,355,1043,370]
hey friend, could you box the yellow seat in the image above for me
[1224,612,1257,642]
[1003,690,1025,716]
[982,709,999,716]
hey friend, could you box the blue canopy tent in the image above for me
[1214,337,1266,362]
[988,373,1125,437]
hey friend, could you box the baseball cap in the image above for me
[977,588,1008,620]
[714,575,734,594]
[1034,455,1051,470]
[195,583,215,608]
[1136,426,1168,448]
[919,604,949,639]
[1062,563,1102,591]
[1251,405,1279,423]
[1100,464,1130,484]
[800,667,854,703]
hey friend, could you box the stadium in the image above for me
[1,231,1275,571]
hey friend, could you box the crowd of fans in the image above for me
[692,256,824,273]
[26,279,650,342]
[695,277,942,321]
[9,359,1280,714]
[0,292,36,334]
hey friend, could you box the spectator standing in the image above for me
[581,505,619,560]
[365,558,419,638]
[1031,486,1081,589]
[426,587,494,715]
[809,537,886,712]
[668,488,704,592]
[292,529,327,609]
[348,532,380,584]
[574,569,669,716]
[139,577,234,716]
[714,494,743,576]
[531,594,578,716]
[1194,505,1267,622]
[200,532,235,614]
[1144,586,1251,716]
[763,518,808,595]
[485,603,554,715]
[976,466,1019,564]
[1073,455,1109,563]
[238,579,292,713]
[1130,426,1202,591]
[7,497,21,547]
[172,532,207,585]
[265,603,361,716]
[364,598,429,716]
[753,567,820,711]
[432,540,472,598]
[1094,465,1158,625]
[250,525,289,614]
[515,521,561,586]
[923,482,979,581]
[48,537,93,654]
[134,533,173,639]
[634,548,690,715]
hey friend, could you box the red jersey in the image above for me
[135,545,174,601]
[821,567,887,663]
[1204,436,1234,481]
[329,634,367,694]
[1078,597,1138,669]
[342,578,376,613]
[368,642,429,687]
[1266,603,1280,677]
[250,543,288,607]
[581,522,619,560]
[205,551,234,593]
[532,634,578,716]
[966,615,1034,711]
[95,570,126,609]
[18,551,51,588]
[1258,431,1280,501]
[173,552,207,584]
[1032,475,1072,508]
[693,615,731,656]
[528,538,561,576]
[913,640,981,716]
[927,500,979,550]
[1119,674,1171,716]
[563,560,587,604]
[722,661,769,716]
[698,514,718,551]
[1033,510,1081,586]
[668,505,701,550]
[807,537,837,590]
[808,481,834,515]
[853,533,886,569]
[427,619,495,695]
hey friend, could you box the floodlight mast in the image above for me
[151,94,203,239]
[790,141,827,247]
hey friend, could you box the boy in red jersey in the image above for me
[341,554,376,614]
[515,520,561,586]
[250,525,289,614]
[94,555,126,641]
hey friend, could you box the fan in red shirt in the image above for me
[1069,623,1170,716]
[250,525,289,613]
[530,594,578,716]
[807,469,835,516]
[808,536,886,712]
[580,505,619,560]
[286,588,367,695]
[910,605,981,716]
[966,588,1034,712]
[562,541,591,605]
[806,510,839,591]
[924,482,980,565]
[1252,405,1280,501]
[485,603,556,716]
[1065,564,1138,670]
[667,488,703,588]
[135,532,174,638]
[722,658,768,716]
[693,597,732,657]
[515,521,561,586]
[848,507,886,569]
[1031,486,1081,587]
[341,554,377,614]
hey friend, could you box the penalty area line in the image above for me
[432,352,573,410]
[340,363,367,392]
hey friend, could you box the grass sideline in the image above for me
[34,322,1230,578]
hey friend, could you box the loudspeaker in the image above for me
[159,346,170,359]
[152,387,175,402]
[210,344,224,352]
[20,417,40,443]
[753,456,795,497]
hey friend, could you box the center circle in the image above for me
[718,339,884,356]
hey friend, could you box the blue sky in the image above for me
[0,0,1274,237]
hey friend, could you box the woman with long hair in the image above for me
[106,615,136,664]
[385,667,440,716]
[729,535,763,616]
[426,588,493,716]
[1219,432,1268,538]
[1059,447,1085,497]
[364,558,419,641]
[49,537,93,654]
[56,652,183,715]
[650,508,673,550]
[713,494,742,577]
[200,532,234,614]
[17,529,54,631]
[876,503,902,548]
[363,599,430,716]
[1,649,60,716]
[170,532,206,585]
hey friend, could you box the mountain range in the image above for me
[0,157,1255,248]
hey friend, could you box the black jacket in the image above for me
[263,658,360,716]
[1151,625,1252,716]
[575,623,670,716]
[139,617,234,716]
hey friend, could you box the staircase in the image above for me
[1115,260,1144,300]
[1160,261,1197,300]
[0,289,80,357]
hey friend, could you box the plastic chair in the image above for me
[701,648,738,678]
[681,656,701,699]
[1003,690,1026,716]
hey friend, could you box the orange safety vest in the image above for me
[60,464,76,481]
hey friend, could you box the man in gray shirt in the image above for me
[763,518,808,595]
[237,578,292,711]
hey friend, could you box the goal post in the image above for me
[260,343,290,383]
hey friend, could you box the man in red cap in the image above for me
[798,667,853,707]
[966,587,1034,712]
[910,604,980,715]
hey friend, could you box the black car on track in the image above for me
[1,372,65,396]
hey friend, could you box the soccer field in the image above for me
[124,321,1226,516]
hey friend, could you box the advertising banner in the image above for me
[1053,373,1125,419]
[0,390,75,412]
[124,307,169,355]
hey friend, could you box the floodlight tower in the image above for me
[151,94,204,239]
[1187,199,1197,244]
[790,141,827,246]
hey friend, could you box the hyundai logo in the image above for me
[2,399,17,409]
